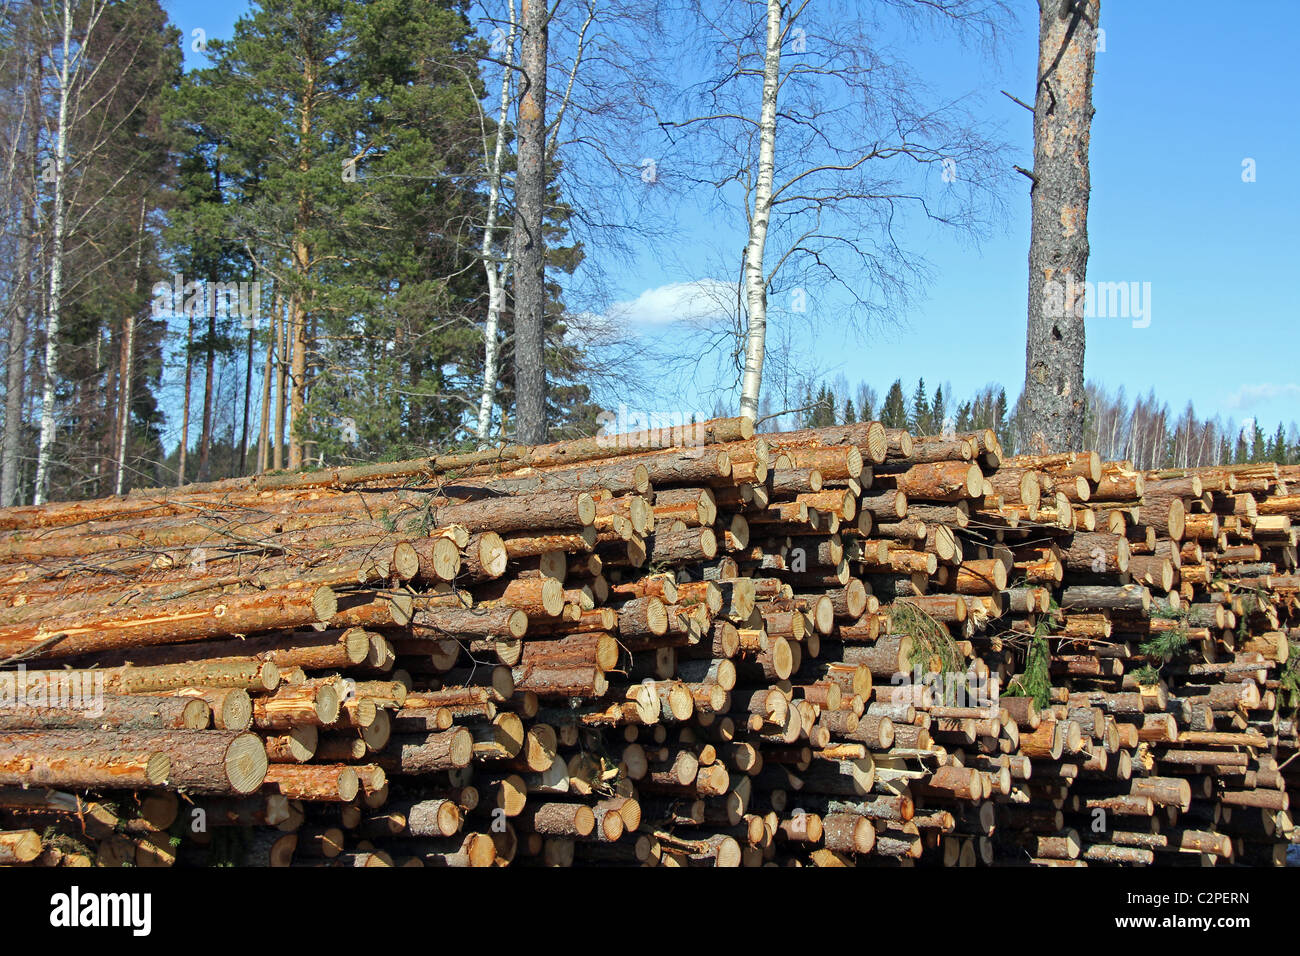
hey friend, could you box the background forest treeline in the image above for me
[0,0,1295,506]
[759,377,1300,471]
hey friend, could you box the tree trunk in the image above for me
[239,320,254,475]
[287,278,307,470]
[114,311,136,495]
[256,297,276,473]
[2,182,32,507]
[197,305,216,481]
[0,731,172,789]
[476,3,516,446]
[274,295,287,470]
[0,695,210,732]
[1,29,37,507]
[178,311,193,485]
[114,197,147,496]
[288,56,316,470]
[1,274,28,508]
[1019,0,1099,454]
[511,0,548,444]
[33,1,76,505]
[737,0,782,422]
[0,584,339,661]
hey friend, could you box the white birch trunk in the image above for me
[475,0,517,446]
[737,0,783,422]
[33,0,75,505]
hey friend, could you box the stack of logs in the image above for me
[0,417,1294,868]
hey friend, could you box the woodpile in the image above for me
[0,418,1294,867]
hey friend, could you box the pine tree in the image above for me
[843,398,856,424]
[165,139,247,482]
[931,385,946,435]
[171,0,353,468]
[171,0,491,467]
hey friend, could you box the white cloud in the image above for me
[1224,383,1300,411]
[607,279,736,327]
[563,279,737,348]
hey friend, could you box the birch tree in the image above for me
[474,0,517,445]
[471,0,646,445]
[733,0,780,422]
[659,0,1012,422]
[32,0,95,504]
[22,0,173,503]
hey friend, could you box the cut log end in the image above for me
[226,733,270,794]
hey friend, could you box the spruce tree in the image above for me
[1250,424,1266,463]
[910,378,930,434]
[881,380,907,429]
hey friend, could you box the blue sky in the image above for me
[161,0,1299,431]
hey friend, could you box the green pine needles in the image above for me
[1139,627,1190,662]
[1135,622,1190,687]
[1281,642,1300,711]
[1003,633,1052,708]
[890,601,965,706]
[1133,664,1162,687]
[1003,612,1057,708]
[892,601,962,676]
